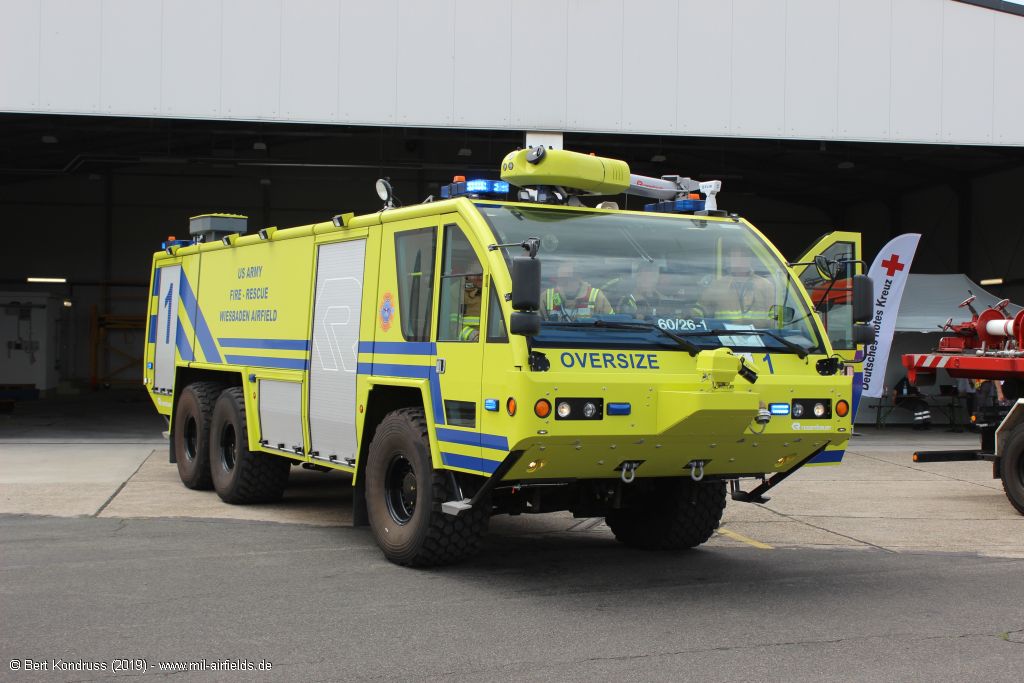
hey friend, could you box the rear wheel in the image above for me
[172,382,223,490]
[1000,426,1024,515]
[209,387,290,504]
[365,407,489,566]
[606,478,726,550]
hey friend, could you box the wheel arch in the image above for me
[995,399,1024,457]
[352,382,427,526]
[169,367,244,433]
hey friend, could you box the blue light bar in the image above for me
[769,403,791,416]
[441,179,510,198]
[466,179,508,193]
[484,398,499,412]
[644,198,706,214]
[607,402,631,416]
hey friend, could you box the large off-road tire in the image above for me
[209,387,290,504]
[365,407,489,567]
[172,382,224,490]
[1000,426,1024,515]
[605,478,726,550]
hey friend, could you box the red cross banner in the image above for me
[862,233,921,399]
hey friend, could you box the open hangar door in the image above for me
[1,113,1023,390]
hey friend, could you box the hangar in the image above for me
[1,0,1023,390]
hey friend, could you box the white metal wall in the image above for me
[1,0,1022,145]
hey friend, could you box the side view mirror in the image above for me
[769,304,795,324]
[511,256,540,312]
[510,311,541,336]
[851,274,873,323]
[852,324,875,346]
[814,255,836,282]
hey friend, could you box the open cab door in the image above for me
[793,231,866,415]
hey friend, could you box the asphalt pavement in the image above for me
[1,391,1023,681]
[1,515,1022,682]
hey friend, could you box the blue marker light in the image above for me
[769,403,790,416]
[607,403,631,416]
[484,398,499,412]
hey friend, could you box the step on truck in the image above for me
[144,147,875,566]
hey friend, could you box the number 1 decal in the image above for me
[163,283,175,344]
[761,352,774,374]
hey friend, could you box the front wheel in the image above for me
[364,407,489,566]
[1000,426,1024,515]
[606,478,726,550]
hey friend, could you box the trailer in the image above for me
[903,295,1024,514]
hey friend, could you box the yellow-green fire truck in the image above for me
[144,147,874,566]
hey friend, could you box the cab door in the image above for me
[793,231,864,409]
[431,219,488,474]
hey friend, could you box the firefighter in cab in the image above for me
[441,238,484,342]
[700,243,774,326]
[542,259,614,321]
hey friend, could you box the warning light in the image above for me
[534,399,551,418]
[441,179,510,198]
[835,400,850,418]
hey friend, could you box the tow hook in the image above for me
[617,460,642,484]
[687,460,706,482]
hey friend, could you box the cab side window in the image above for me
[799,241,855,350]
[438,225,483,342]
[486,279,508,343]
[394,228,436,342]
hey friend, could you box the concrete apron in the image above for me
[1,429,1021,558]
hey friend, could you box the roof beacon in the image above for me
[441,178,510,199]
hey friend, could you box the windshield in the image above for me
[479,204,826,355]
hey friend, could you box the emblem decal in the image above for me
[379,292,395,331]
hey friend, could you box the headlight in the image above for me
[792,403,804,417]
[583,402,596,418]
[813,402,827,417]
[556,401,572,418]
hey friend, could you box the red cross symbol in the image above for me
[881,254,905,277]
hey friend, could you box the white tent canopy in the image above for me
[896,274,1020,333]
[856,274,1021,424]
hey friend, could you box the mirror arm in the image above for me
[489,236,541,259]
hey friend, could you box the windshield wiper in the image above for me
[544,320,701,356]
[679,328,812,359]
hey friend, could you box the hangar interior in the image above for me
[2,114,1023,389]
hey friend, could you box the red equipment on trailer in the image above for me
[902,293,1024,515]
